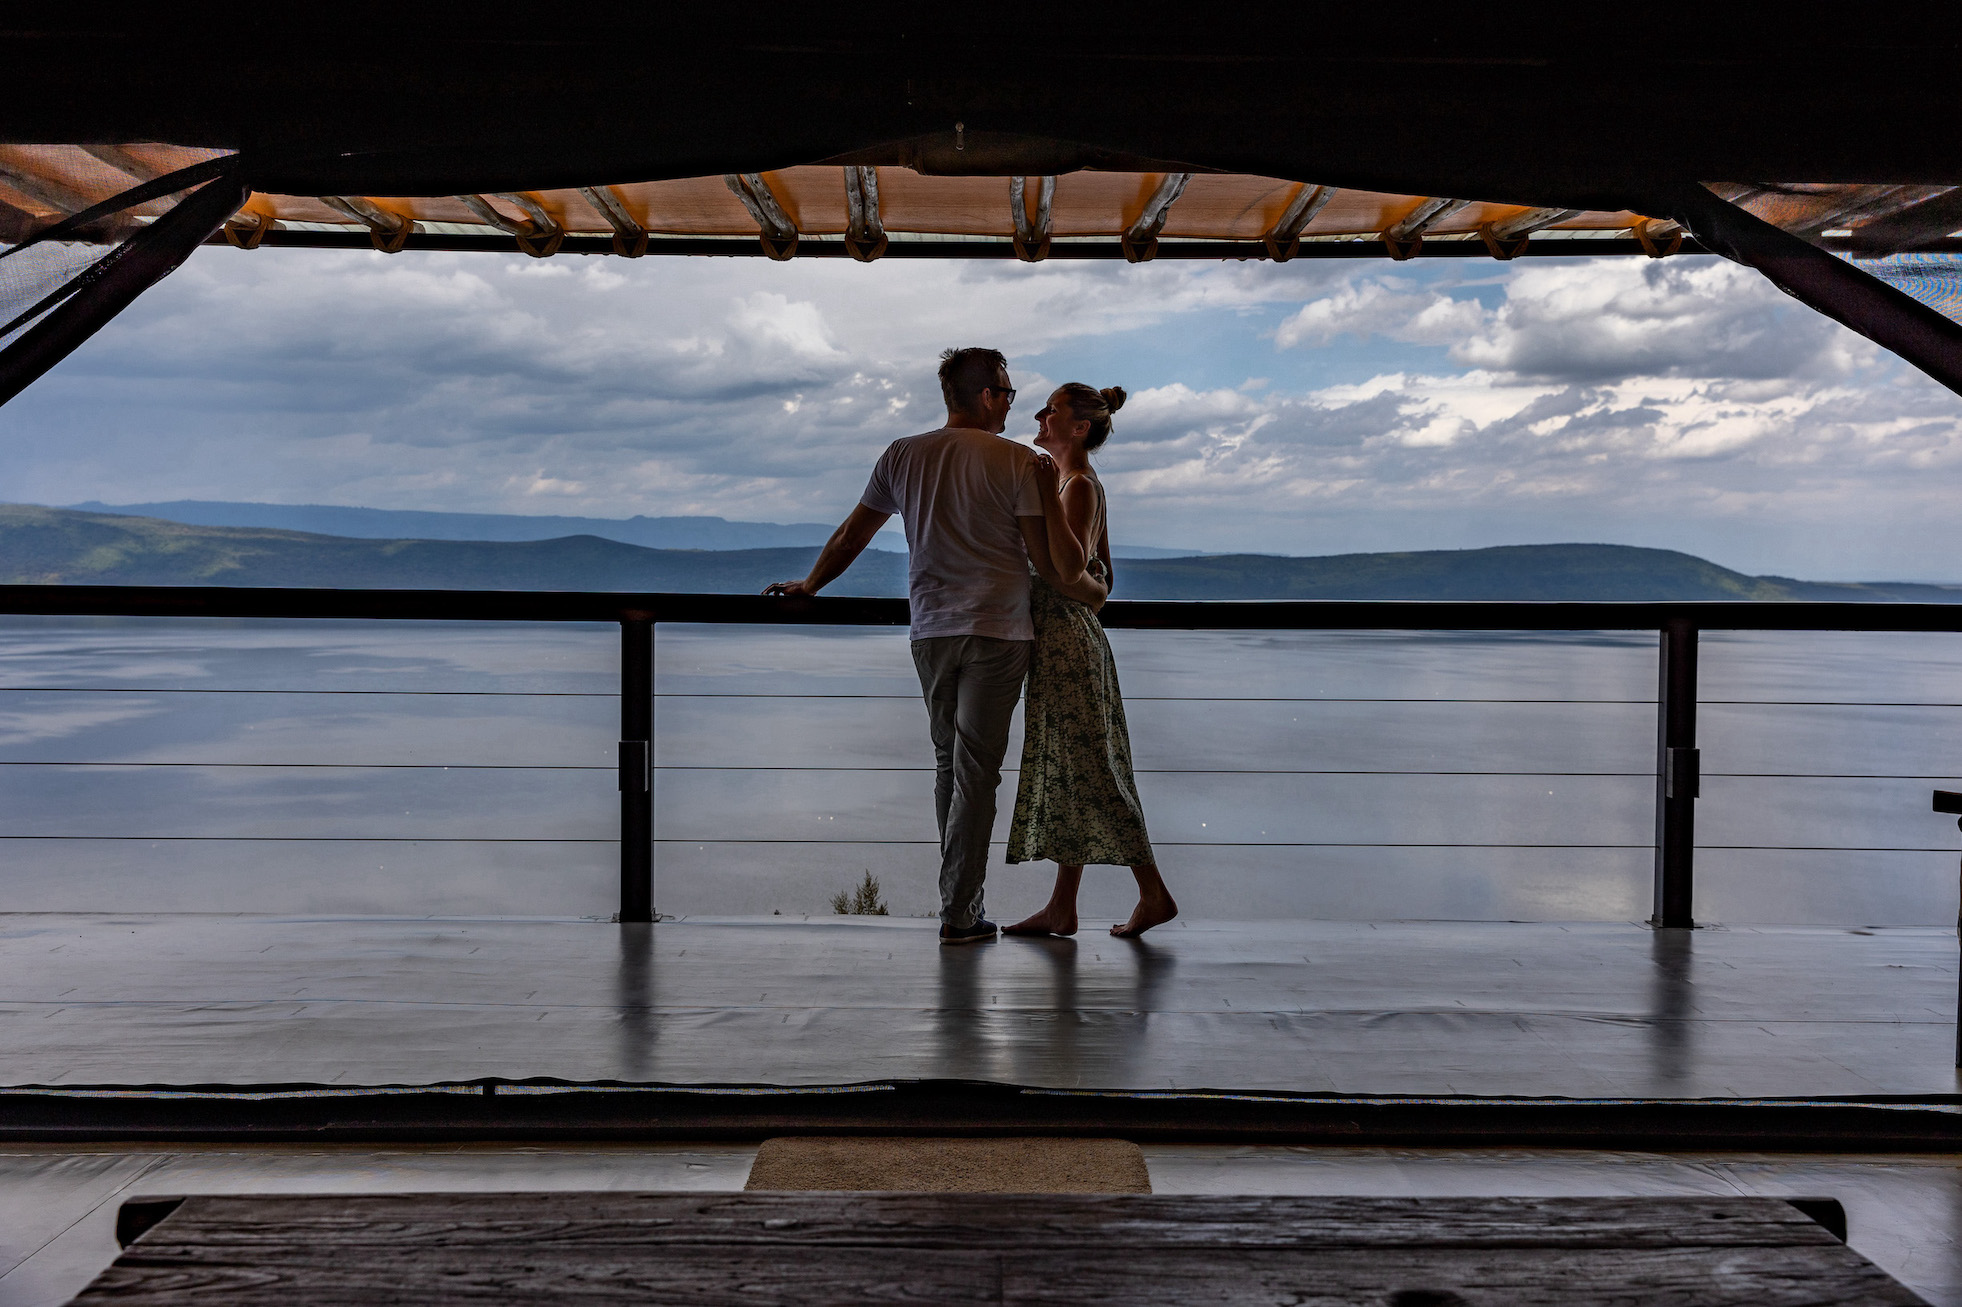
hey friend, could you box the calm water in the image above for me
[2,617,1959,924]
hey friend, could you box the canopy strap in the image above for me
[1122,173,1191,263]
[579,186,647,258]
[1633,218,1684,258]
[725,174,798,261]
[843,167,887,262]
[1661,183,1962,399]
[1263,183,1334,263]
[1011,175,1054,262]
[0,170,248,407]
[1478,207,1580,261]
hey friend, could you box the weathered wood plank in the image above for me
[75,1247,999,1305]
[73,1243,1923,1306]
[116,1192,1841,1251]
[72,1192,1927,1306]
[1005,1246,1927,1307]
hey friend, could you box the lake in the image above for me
[2,617,1959,925]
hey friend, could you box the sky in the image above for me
[3,242,1960,580]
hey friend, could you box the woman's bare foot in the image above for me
[1004,907,1078,937]
[1111,891,1177,938]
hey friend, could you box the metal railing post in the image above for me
[1652,617,1699,928]
[1930,791,1962,1066]
[618,613,654,923]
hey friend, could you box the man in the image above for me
[765,347,1047,944]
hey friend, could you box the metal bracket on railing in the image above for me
[1663,747,1700,800]
[618,739,650,794]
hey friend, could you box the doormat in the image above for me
[745,1136,1151,1193]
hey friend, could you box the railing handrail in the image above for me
[6,585,1962,632]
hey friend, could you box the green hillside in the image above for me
[2,504,1956,602]
[0,504,904,595]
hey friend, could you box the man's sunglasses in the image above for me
[984,385,1017,403]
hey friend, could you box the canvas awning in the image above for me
[6,142,1958,263]
[0,142,1695,260]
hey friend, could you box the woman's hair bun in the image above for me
[1099,385,1127,413]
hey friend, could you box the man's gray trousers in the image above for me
[910,634,1032,929]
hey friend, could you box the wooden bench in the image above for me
[77,1190,1923,1304]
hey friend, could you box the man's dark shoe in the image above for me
[939,918,998,946]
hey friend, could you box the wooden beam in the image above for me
[724,173,798,260]
[0,163,99,216]
[1122,172,1192,263]
[79,145,159,182]
[1262,183,1334,261]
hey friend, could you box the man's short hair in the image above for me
[938,347,1008,410]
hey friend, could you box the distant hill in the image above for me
[6,504,1960,602]
[68,498,1201,560]
[1,504,903,594]
[68,499,843,551]
[1107,545,1962,603]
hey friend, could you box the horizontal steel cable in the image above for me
[2,762,1957,780]
[3,835,1951,852]
[12,685,1962,707]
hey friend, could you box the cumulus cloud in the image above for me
[1275,275,1486,349]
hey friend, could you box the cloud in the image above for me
[1,245,1959,579]
[1275,275,1486,349]
[1450,259,1869,382]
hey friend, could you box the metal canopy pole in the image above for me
[1652,619,1699,928]
[618,614,654,923]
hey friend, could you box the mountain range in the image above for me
[67,499,1204,560]
[8,503,1960,602]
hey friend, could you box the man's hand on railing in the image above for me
[763,580,817,598]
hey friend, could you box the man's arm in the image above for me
[1019,514,1108,610]
[764,504,891,597]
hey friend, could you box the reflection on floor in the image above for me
[3,1144,1958,1307]
[1,915,1956,1095]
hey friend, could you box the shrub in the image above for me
[829,870,889,916]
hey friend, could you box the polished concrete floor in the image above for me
[0,914,1956,1096]
[3,1144,1959,1307]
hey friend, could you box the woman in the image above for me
[1005,383,1178,939]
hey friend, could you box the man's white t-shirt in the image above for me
[860,426,1043,641]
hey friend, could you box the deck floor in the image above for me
[0,914,1955,1096]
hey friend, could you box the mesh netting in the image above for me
[1855,253,1962,326]
[0,238,118,349]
